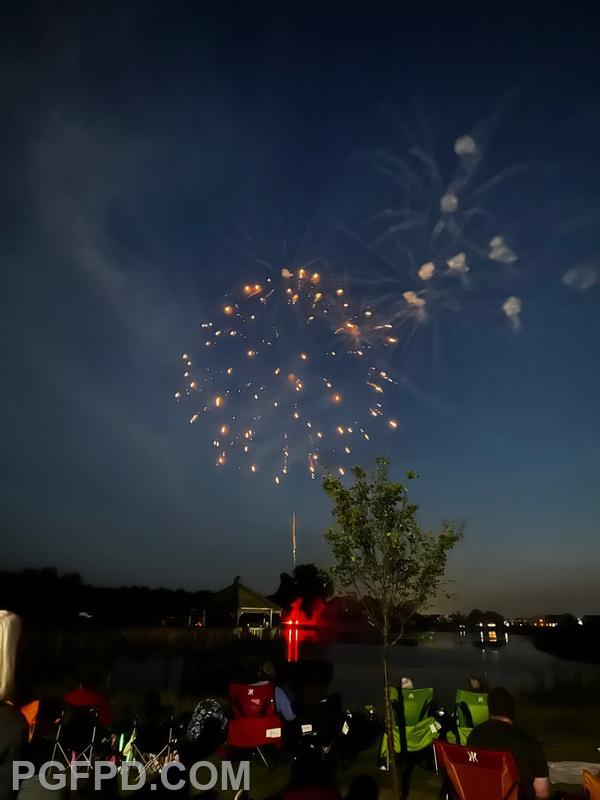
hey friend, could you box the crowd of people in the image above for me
[0,610,586,799]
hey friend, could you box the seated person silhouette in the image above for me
[468,687,551,800]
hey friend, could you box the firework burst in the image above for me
[342,132,525,375]
[176,269,400,484]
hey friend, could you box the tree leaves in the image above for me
[323,459,463,643]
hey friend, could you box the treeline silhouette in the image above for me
[0,568,211,627]
[0,564,335,628]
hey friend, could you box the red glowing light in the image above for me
[281,599,335,662]
[282,597,327,628]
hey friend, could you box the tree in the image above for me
[271,563,334,615]
[323,459,462,799]
[466,608,484,626]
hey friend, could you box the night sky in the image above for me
[2,2,599,615]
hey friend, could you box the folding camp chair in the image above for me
[434,740,519,800]
[335,708,378,767]
[379,686,440,760]
[228,683,283,768]
[453,689,489,745]
[296,695,367,768]
[52,705,101,767]
[296,694,344,756]
[584,770,600,800]
[378,686,441,799]
[121,706,177,779]
[20,698,65,769]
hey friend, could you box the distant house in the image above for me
[200,576,282,634]
[530,615,560,629]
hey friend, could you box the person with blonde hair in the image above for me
[0,611,27,800]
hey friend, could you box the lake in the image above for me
[106,630,600,709]
[294,632,600,707]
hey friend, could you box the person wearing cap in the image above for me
[251,660,295,721]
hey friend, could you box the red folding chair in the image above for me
[434,740,520,800]
[228,683,283,767]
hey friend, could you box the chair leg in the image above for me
[256,747,270,769]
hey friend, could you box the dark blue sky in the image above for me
[2,2,599,614]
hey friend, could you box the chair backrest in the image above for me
[434,740,519,800]
[135,704,173,752]
[401,687,434,726]
[583,770,600,800]
[60,705,99,753]
[21,700,40,742]
[229,683,277,720]
[455,690,489,728]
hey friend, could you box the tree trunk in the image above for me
[383,637,401,799]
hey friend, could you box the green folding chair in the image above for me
[379,686,441,762]
[453,689,489,745]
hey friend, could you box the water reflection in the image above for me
[468,629,510,650]
[283,625,319,662]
